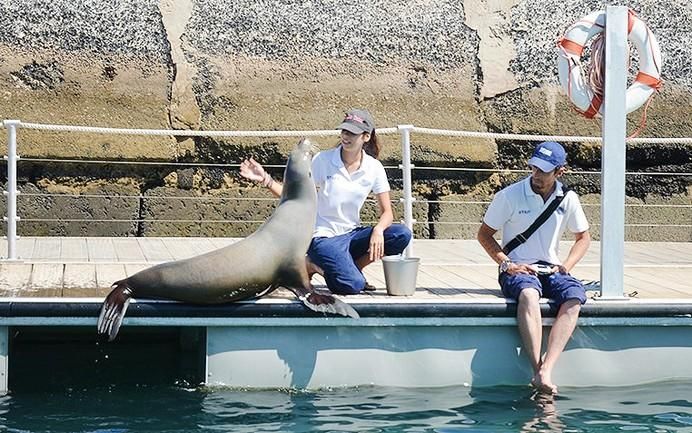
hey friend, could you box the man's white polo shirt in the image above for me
[483,177,589,265]
[311,146,390,238]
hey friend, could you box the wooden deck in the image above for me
[0,237,690,300]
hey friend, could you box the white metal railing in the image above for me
[3,119,691,273]
[15,120,692,143]
[3,120,20,261]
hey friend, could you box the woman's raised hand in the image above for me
[239,158,267,183]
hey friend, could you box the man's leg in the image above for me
[516,288,543,375]
[535,272,587,394]
[500,273,545,386]
[534,299,581,394]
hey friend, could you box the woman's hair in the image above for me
[363,129,381,159]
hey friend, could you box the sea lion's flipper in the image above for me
[289,286,360,319]
[251,284,279,300]
[97,281,133,341]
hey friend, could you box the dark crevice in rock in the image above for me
[167,62,178,131]
[470,33,484,103]
[159,15,176,132]
[189,56,221,122]
[427,195,439,239]
[18,161,161,185]
[194,136,285,170]
[10,61,64,90]
[136,193,144,237]
[102,64,117,81]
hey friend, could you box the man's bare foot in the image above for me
[531,370,558,395]
[306,256,324,278]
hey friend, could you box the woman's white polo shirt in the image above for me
[311,146,390,238]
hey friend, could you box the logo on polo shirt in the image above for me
[518,209,531,214]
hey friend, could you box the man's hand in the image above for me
[555,264,568,274]
[506,263,537,275]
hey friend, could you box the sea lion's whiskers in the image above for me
[308,141,320,154]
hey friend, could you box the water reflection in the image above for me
[0,382,691,432]
[196,386,572,432]
[199,390,296,432]
[520,392,565,433]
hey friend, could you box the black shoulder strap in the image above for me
[503,186,571,255]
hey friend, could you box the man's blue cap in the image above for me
[528,141,567,172]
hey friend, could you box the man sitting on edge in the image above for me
[477,141,591,394]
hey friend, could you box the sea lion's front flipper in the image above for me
[289,286,360,319]
[97,281,133,341]
[251,284,279,300]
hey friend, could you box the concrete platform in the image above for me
[1,237,690,299]
[0,238,691,393]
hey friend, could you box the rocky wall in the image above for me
[0,0,690,241]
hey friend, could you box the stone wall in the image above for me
[0,0,690,241]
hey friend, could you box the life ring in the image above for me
[557,9,662,118]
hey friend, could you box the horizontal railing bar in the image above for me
[419,221,691,228]
[13,192,692,209]
[17,218,691,228]
[17,158,246,168]
[414,166,692,176]
[15,122,398,137]
[423,199,691,208]
[19,218,269,223]
[411,127,692,144]
[6,158,689,177]
[17,193,278,201]
[9,158,690,177]
[4,121,691,144]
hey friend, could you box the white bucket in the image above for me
[382,256,420,296]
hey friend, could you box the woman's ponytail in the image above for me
[363,129,381,159]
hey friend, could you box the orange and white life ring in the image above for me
[557,9,662,118]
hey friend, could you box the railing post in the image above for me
[398,125,415,257]
[3,120,20,261]
[600,6,628,298]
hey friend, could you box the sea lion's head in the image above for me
[281,138,318,201]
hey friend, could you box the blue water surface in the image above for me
[2,381,692,432]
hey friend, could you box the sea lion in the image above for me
[97,138,359,341]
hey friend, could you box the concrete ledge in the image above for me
[2,298,692,391]
[1,298,692,322]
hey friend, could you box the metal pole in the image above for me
[398,125,415,257]
[3,120,20,261]
[600,6,628,298]
[0,326,7,394]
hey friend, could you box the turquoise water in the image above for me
[3,382,692,432]
[5,329,692,432]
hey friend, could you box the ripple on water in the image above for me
[0,381,691,432]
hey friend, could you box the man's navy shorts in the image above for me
[498,266,587,305]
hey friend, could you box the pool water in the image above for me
[2,381,692,432]
[4,328,692,432]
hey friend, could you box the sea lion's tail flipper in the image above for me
[97,281,133,341]
[292,288,360,319]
